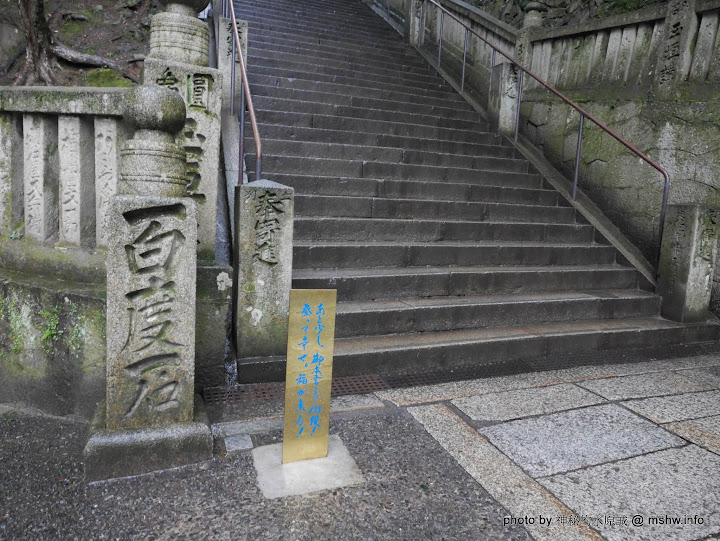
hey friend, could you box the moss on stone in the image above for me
[86,68,134,88]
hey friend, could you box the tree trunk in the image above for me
[14,0,58,85]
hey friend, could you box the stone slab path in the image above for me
[2,353,720,539]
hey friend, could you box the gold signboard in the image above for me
[282,289,337,463]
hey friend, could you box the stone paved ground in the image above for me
[2,353,720,540]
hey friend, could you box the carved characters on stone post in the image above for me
[655,0,697,96]
[106,199,197,429]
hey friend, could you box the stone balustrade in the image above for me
[0,87,129,251]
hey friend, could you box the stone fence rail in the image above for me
[0,87,129,250]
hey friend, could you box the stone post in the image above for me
[654,0,697,98]
[407,0,424,47]
[0,113,23,235]
[84,85,212,482]
[145,0,223,262]
[487,61,520,138]
[234,180,294,360]
[22,114,59,242]
[515,2,546,68]
[657,204,720,322]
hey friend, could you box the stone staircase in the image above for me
[236,0,720,381]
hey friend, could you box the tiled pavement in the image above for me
[3,354,720,539]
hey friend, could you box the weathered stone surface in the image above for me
[22,114,59,242]
[452,383,604,421]
[119,85,188,198]
[540,445,720,541]
[0,113,22,234]
[488,61,519,138]
[622,389,720,423]
[0,87,127,116]
[234,180,293,359]
[149,11,210,67]
[84,396,212,482]
[665,414,720,453]
[479,404,685,477]
[658,205,720,322]
[144,57,223,261]
[94,117,127,247]
[58,115,95,246]
[577,371,715,400]
[217,16,247,114]
[655,0,697,96]
[105,195,197,430]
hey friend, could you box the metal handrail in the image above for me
[220,0,262,184]
[423,0,670,263]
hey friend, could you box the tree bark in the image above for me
[13,0,140,85]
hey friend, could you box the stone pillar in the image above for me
[234,180,294,359]
[654,0,697,98]
[144,0,223,262]
[515,2,546,68]
[150,0,211,67]
[0,113,23,235]
[488,61,520,138]
[58,115,95,247]
[657,204,720,322]
[23,114,59,242]
[407,0,424,47]
[84,85,212,482]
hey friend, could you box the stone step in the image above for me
[247,45,437,80]
[292,242,617,270]
[248,64,452,96]
[246,32,429,68]
[254,124,501,152]
[237,2,398,31]
[293,195,576,223]
[246,38,433,77]
[238,0,385,21]
[327,318,720,378]
[251,96,487,131]
[249,138,518,165]
[248,68,465,102]
[248,53,447,89]
[238,319,720,380]
[240,17,414,49]
[292,264,641,302]
[294,217,595,243]
[252,110,491,144]
[268,173,561,204]
[249,153,528,181]
[334,290,661,338]
[250,85,478,121]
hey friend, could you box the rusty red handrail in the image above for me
[222,0,262,184]
[424,0,670,265]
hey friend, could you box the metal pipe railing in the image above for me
[221,0,262,184]
[419,0,671,267]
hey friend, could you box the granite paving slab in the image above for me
[407,403,599,541]
[678,365,720,389]
[622,390,720,423]
[478,404,685,477]
[577,372,715,400]
[452,383,605,421]
[664,415,720,454]
[539,445,720,541]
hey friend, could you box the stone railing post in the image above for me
[488,61,520,138]
[654,0,697,98]
[84,85,212,482]
[144,0,223,262]
[514,2,545,67]
[657,204,720,322]
[407,0,423,47]
[0,113,22,235]
[234,180,294,361]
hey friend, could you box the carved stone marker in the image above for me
[234,180,294,359]
[84,85,211,482]
[144,57,223,261]
[282,289,337,464]
[488,61,519,138]
[149,0,211,67]
[658,204,720,322]
[218,15,247,113]
[655,0,697,97]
